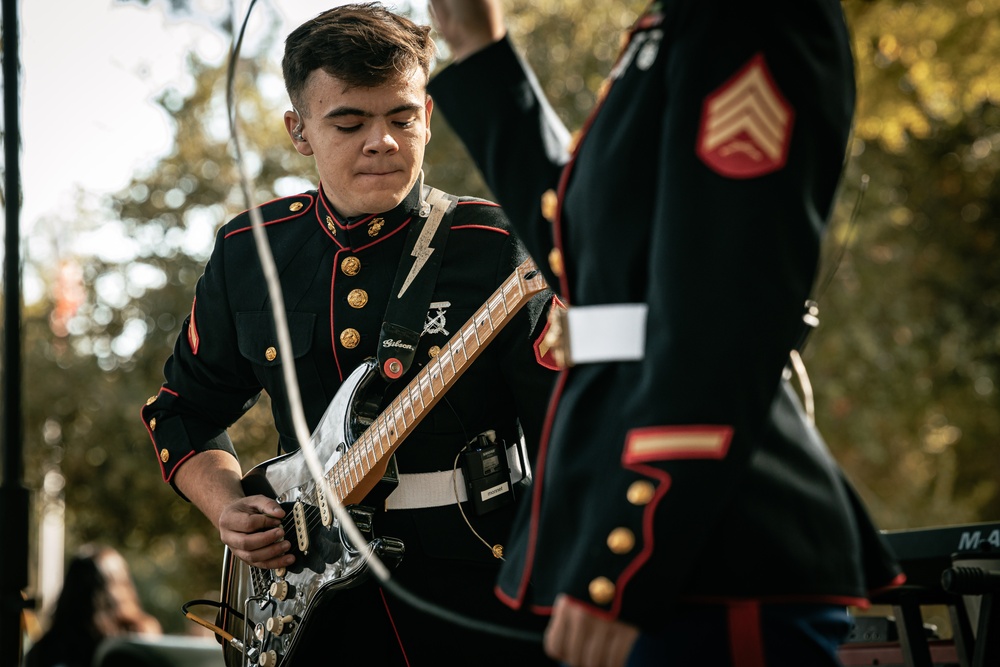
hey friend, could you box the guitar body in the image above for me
[219,359,405,667]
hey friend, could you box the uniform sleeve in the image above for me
[428,38,571,289]
[141,224,264,493]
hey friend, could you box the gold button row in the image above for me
[587,481,655,605]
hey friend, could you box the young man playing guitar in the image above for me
[141,4,558,665]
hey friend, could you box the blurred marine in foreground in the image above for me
[428,0,905,665]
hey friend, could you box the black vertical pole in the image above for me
[1,0,31,664]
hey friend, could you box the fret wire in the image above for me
[429,358,444,393]
[442,346,458,376]
[366,427,378,467]
[363,433,375,468]
[352,437,364,472]
[409,382,424,415]
[420,371,436,399]
[487,292,507,325]
[467,315,482,348]
[392,400,406,436]
[452,336,468,366]
[377,417,390,452]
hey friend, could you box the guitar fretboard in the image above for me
[325,259,545,504]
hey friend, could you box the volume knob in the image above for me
[269,580,290,601]
[259,650,278,667]
[266,614,295,636]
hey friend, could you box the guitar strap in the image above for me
[377,186,457,381]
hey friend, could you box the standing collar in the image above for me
[315,182,424,251]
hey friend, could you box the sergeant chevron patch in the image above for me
[623,425,733,463]
[696,53,793,179]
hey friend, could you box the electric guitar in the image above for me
[217,257,547,667]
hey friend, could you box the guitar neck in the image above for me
[328,258,545,506]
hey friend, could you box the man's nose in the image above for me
[364,120,399,155]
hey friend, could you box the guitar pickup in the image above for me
[292,501,309,554]
[317,484,332,527]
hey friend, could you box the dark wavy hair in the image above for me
[282,2,435,110]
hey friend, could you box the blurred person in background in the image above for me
[24,544,161,667]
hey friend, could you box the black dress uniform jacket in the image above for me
[141,183,559,664]
[428,0,903,632]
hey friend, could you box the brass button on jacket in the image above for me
[588,576,615,605]
[347,289,369,309]
[341,256,361,276]
[340,328,361,349]
[548,247,564,277]
[265,346,278,362]
[627,480,655,506]
[606,527,636,555]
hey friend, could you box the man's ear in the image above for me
[424,95,434,145]
[284,109,313,156]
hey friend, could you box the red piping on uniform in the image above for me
[379,587,412,666]
[498,370,569,610]
[223,215,307,239]
[450,224,510,236]
[348,219,412,252]
[866,572,907,601]
[728,601,766,667]
[500,20,644,617]
[223,193,315,239]
[612,460,671,617]
[497,32,636,603]
[159,385,179,398]
[457,200,501,208]
[330,251,346,383]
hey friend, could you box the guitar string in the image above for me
[226,0,546,647]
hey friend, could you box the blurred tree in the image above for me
[807,1,1000,529]
[22,49,295,632]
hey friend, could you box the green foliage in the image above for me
[803,1,1000,529]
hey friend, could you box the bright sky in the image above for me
[20,0,357,222]
[17,0,376,299]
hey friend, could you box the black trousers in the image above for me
[626,602,851,667]
[288,557,556,667]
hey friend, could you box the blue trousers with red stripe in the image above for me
[625,603,851,666]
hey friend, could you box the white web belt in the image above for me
[385,443,525,511]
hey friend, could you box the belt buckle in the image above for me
[543,304,572,369]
